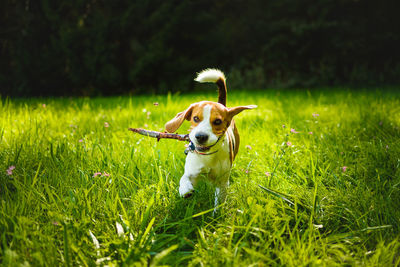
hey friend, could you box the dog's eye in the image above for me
[193,116,200,123]
[213,119,222,125]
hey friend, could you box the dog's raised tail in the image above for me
[195,68,227,106]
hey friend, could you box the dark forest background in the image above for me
[1,0,399,96]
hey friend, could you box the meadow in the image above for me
[1,89,399,266]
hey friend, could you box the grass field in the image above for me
[1,89,400,266]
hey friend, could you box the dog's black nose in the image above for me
[195,132,208,143]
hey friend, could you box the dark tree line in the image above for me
[1,0,399,96]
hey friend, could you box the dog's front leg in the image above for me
[213,179,229,216]
[179,154,203,198]
[179,174,197,198]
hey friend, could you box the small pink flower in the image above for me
[341,166,348,172]
[79,139,83,143]
[153,102,159,106]
[42,104,46,108]
[104,122,109,128]
[93,172,102,177]
[282,124,286,128]
[52,221,60,226]
[290,128,299,134]
[245,170,249,174]
[265,172,271,177]
[147,111,151,119]
[6,165,15,176]
[103,172,110,177]
[144,123,149,128]
[246,145,252,150]
[308,131,313,135]
[312,113,319,118]
[286,141,292,147]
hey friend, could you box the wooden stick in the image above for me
[128,128,189,142]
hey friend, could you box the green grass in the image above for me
[1,89,400,266]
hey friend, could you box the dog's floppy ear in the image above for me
[228,105,257,118]
[165,104,196,133]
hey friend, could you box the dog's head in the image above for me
[165,101,256,151]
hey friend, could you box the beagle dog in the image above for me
[165,69,256,210]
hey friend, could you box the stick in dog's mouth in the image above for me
[195,145,211,152]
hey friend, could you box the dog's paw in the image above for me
[179,180,194,198]
[183,191,194,198]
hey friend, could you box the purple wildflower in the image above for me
[6,165,15,176]
[93,172,102,177]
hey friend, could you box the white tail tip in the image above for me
[194,68,226,83]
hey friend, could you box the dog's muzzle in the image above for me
[195,132,209,144]
[184,136,222,155]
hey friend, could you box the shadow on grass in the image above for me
[150,181,222,265]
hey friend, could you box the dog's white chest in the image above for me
[184,135,231,183]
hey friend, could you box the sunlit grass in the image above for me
[1,89,399,266]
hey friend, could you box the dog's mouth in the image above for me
[195,145,211,152]
[191,136,222,153]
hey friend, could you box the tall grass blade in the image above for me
[150,244,179,266]
[258,184,294,206]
